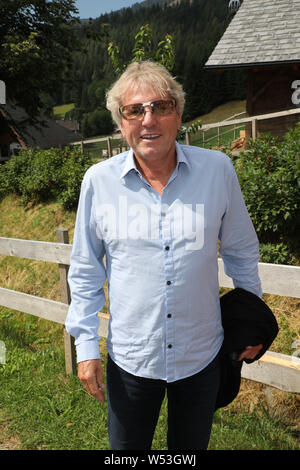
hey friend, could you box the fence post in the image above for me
[56,228,76,375]
[252,119,257,140]
[107,137,112,158]
[185,131,190,145]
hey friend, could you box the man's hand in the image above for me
[78,359,106,403]
[238,344,263,361]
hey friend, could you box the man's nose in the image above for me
[141,106,156,124]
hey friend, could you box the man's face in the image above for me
[119,86,181,165]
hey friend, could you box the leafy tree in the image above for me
[81,109,114,138]
[62,0,247,135]
[108,24,175,75]
[0,0,81,117]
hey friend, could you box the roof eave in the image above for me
[204,59,300,71]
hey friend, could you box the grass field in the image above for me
[53,103,75,120]
[0,194,299,450]
[185,100,247,148]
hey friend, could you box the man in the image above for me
[65,60,262,450]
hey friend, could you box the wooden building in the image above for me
[205,0,300,139]
[0,104,79,161]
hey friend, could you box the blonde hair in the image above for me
[106,61,185,127]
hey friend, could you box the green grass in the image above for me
[185,100,246,149]
[53,103,75,120]
[1,315,298,450]
[184,100,246,127]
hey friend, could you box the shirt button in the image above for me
[165,245,170,251]
[167,280,171,285]
[168,344,173,349]
[167,314,172,318]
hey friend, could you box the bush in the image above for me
[259,242,297,265]
[232,124,300,253]
[0,147,96,210]
[81,109,114,138]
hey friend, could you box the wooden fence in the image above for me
[0,230,299,395]
[70,107,300,157]
[185,107,300,145]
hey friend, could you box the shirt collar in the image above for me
[175,141,191,172]
[120,148,137,179]
[120,141,191,180]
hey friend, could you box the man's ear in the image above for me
[177,112,182,131]
[119,121,126,138]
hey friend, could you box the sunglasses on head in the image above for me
[119,99,176,121]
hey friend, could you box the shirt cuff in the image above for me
[75,339,101,363]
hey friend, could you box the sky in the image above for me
[75,0,145,19]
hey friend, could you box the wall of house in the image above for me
[246,64,300,139]
[0,118,20,160]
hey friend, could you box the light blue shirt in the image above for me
[65,142,262,382]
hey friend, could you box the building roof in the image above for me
[205,0,300,69]
[0,104,80,149]
[56,120,79,133]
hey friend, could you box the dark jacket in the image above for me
[215,287,279,410]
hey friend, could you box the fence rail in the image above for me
[0,232,299,393]
[198,107,300,135]
[70,107,300,157]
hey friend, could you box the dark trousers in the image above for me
[106,353,220,450]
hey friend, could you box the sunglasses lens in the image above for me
[152,100,175,115]
[120,104,144,120]
[120,100,176,120]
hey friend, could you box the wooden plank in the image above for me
[252,119,257,140]
[218,259,300,299]
[56,228,76,375]
[56,229,71,305]
[98,312,109,338]
[71,136,109,145]
[1,237,299,300]
[242,351,300,393]
[258,262,300,299]
[0,287,68,324]
[201,107,300,131]
[0,237,72,265]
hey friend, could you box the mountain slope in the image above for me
[57,0,247,136]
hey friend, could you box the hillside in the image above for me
[132,0,174,9]
[56,0,247,137]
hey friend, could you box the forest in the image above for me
[56,0,247,137]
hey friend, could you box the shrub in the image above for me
[81,109,114,138]
[0,147,96,210]
[58,150,95,210]
[259,242,296,265]
[232,124,300,251]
